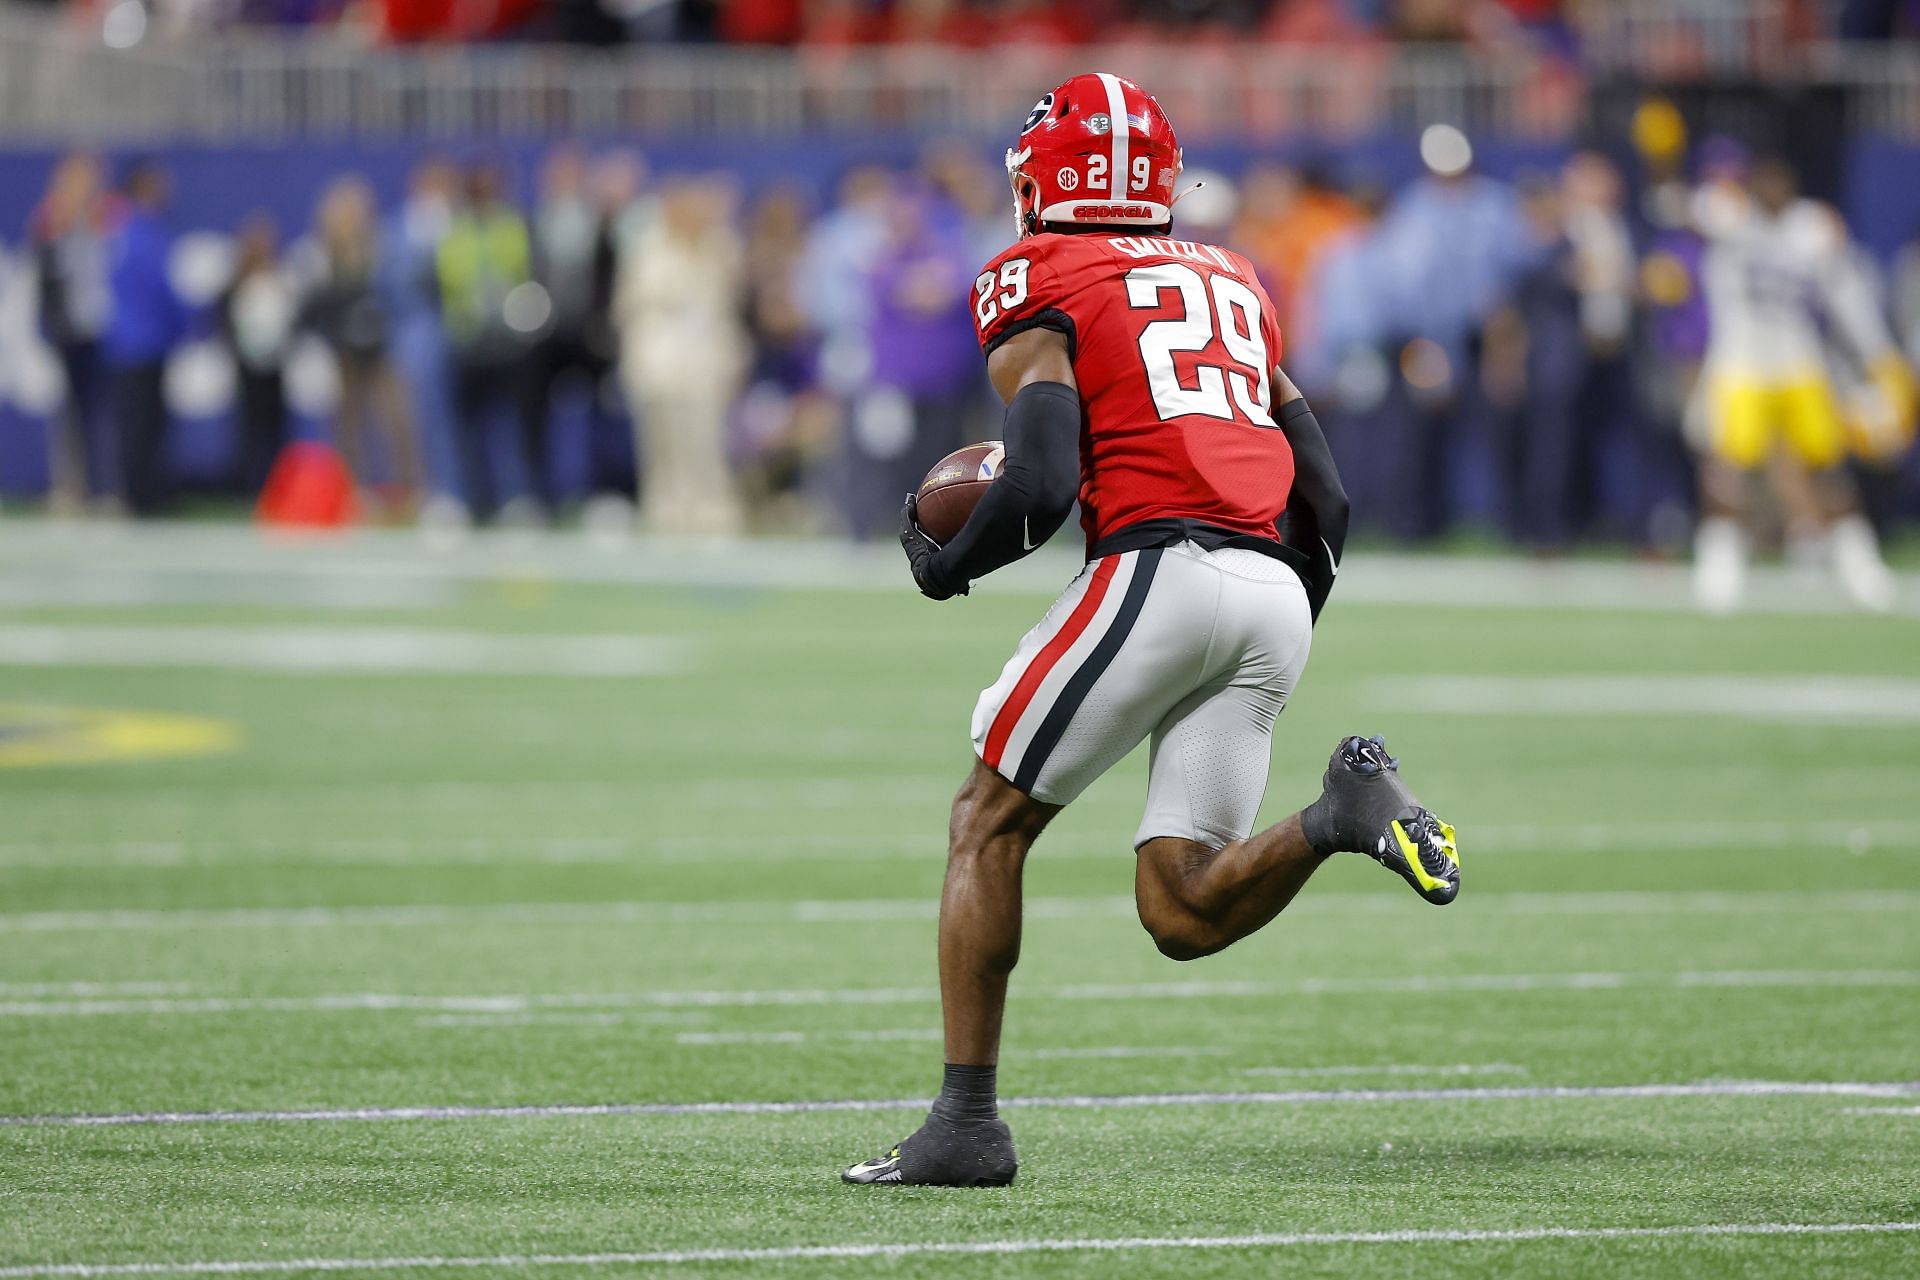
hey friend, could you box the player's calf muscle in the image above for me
[938,763,1057,1063]
[941,765,1056,972]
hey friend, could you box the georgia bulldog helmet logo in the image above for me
[1021,93,1054,133]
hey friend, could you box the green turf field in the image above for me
[2,526,1917,1278]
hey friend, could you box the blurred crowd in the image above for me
[1191,122,1919,564]
[9,119,1920,554]
[12,144,1016,536]
[32,0,1920,49]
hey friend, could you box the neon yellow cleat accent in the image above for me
[1376,810,1460,905]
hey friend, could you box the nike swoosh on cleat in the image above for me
[843,1152,903,1184]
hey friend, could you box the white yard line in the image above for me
[6,1222,1920,1277]
[1020,1046,1230,1060]
[0,1223,1917,1277]
[676,1029,943,1046]
[7,516,1919,614]
[3,969,1915,1020]
[2,1224,1918,1278]
[1459,819,1913,856]
[671,1033,1226,1057]
[416,1012,704,1029]
[0,625,691,677]
[639,819,1918,861]
[13,765,1910,818]
[0,897,1146,933]
[3,818,1915,869]
[1843,1106,1920,1116]
[422,1012,623,1028]
[1244,1064,1529,1078]
[0,982,193,997]
[4,888,1916,935]
[4,1081,1917,1130]
[672,1034,1500,1068]
[1369,674,1920,725]
[0,574,459,611]
[6,776,963,818]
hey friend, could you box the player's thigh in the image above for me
[1778,377,1848,471]
[1706,372,1775,471]
[972,547,1200,806]
[1136,571,1312,850]
[1135,681,1289,850]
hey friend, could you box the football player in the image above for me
[844,75,1459,1189]
[1691,153,1906,613]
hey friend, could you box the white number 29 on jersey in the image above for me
[1125,263,1274,427]
[974,258,1030,328]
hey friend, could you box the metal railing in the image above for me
[3,2,1919,143]
[0,18,1550,141]
[1578,0,1796,77]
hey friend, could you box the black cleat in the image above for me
[1303,735,1460,905]
[842,1112,1018,1187]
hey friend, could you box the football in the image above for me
[914,441,1005,544]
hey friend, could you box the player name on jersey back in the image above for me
[1105,235,1242,269]
[971,231,1297,551]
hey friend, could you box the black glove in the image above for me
[899,495,966,600]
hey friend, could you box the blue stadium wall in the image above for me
[3,132,1919,504]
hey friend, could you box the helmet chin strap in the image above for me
[1170,179,1206,207]
[1012,174,1040,238]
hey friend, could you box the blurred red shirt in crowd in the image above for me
[383,0,542,41]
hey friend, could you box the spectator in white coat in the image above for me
[615,177,749,535]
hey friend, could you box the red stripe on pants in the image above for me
[982,556,1121,772]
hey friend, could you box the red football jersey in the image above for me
[971,231,1295,550]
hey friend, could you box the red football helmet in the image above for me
[1007,73,1183,237]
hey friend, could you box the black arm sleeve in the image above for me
[1275,396,1349,622]
[925,380,1082,597]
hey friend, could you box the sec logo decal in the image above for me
[1056,167,1079,191]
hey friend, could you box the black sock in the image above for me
[1300,795,1339,856]
[929,1062,998,1124]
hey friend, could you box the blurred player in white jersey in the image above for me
[1692,153,1913,612]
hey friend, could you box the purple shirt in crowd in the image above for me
[863,200,982,399]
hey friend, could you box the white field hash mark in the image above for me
[5,1081,1917,1129]
[3,969,1916,1020]
[1,1221,1918,1276]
